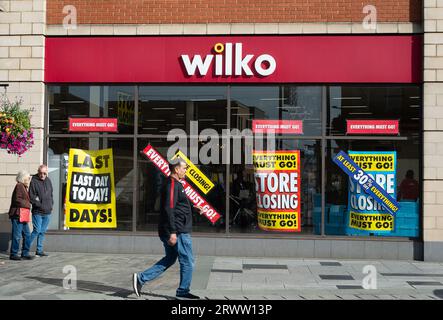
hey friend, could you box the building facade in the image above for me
[1,0,443,261]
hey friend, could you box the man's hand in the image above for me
[168,233,177,246]
[194,205,204,215]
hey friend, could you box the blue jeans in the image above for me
[138,233,194,296]
[30,213,51,254]
[10,218,31,257]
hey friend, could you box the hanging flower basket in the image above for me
[0,94,34,156]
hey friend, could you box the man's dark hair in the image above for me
[169,158,187,174]
[406,170,414,179]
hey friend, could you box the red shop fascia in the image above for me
[45,35,422,84]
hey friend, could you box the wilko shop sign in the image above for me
[181,43,276,77]
[69,118,118,132]
[347,120,399,135]
[252,120,303,134]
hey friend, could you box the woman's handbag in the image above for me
[19,208,31,223]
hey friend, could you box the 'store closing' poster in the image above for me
[65,148,117,228]
[253,150,301,232]
[347,151,397,234]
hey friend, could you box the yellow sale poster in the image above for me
[253,150,301,232]
[65,148,117,228]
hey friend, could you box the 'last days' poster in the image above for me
[65,148,117,228]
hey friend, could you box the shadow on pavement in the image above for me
[434,290,443,299]
[26,276,146,299]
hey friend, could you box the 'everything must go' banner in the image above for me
[347,151,397,233]
[65,148,117,228]
[253,150,301,232]
[142,144,221,224]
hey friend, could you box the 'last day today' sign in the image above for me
[65,148,117,228]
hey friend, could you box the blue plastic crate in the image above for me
[325,224,346,235]
[328,205,346,225]
[392,228,419,237]
[313,194,322,207]
[396,201,419,218]
[395,217,419,229]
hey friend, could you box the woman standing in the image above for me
[8,170,33,260]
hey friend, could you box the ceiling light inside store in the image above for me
[332,97,362,100]
[199,119,216,121]
[152,107,176,110]
[60,100,84,103]
[145,119,165,122]
[409,105,420,108]
[142,128,157,130]
[348,112,373,115]
[333,105,368,109]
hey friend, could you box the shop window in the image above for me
[229,139,321,235]
[48,85,135,134]
[327,86,421,136]
[230,86,322,136]
[138,86,227,135]
[325,139,420,238]
[47,137,134,231]
[136,138,226,233]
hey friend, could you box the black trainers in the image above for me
[21,255,34,260]
[176,292,200,299]
[35,252,48,257]
[132,273,142,297]
[9,255,21,261]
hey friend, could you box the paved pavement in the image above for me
[1,251,443,300]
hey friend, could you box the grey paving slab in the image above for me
[335,294,362,300]
[279,294,306,300]
[242,282,285,290]
[205,295,229,300]
[208,273,234,282]
[391,294,419,300]
[206,282,242,290]
[336,285,364,290]
[372,294,398,300]
[355,294,381,300]
[225,295,248,300]
[297,294,325,300]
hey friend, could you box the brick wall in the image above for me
[46,0,423,25]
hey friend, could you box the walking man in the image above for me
[133,158,202,299]
[29,164,53,257]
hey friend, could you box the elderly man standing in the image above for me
[29,164,53,257]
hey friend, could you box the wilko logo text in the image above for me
[181,43,277,77]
